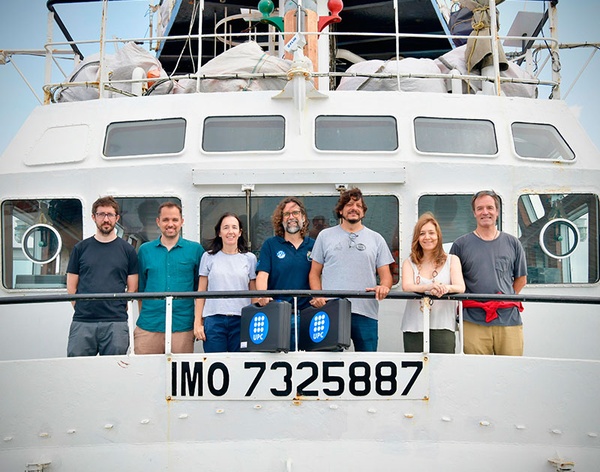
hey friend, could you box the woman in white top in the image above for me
[402,212,465,353]
[194,213,257,352]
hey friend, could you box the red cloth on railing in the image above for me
[462,299,524,323]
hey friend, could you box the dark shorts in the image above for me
[403,329,456,354]
[67,320,129,357]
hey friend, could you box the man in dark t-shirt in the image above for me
[66,196,138,356]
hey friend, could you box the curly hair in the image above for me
[410,212,447,267]
[334,187,367,219]
[207,212,249,255]
[272,197,309,238]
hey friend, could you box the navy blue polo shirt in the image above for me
[256,236,315,310]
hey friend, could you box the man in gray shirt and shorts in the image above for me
[450,190,527,355]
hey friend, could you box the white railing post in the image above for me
[458,301,464,354]
[293,296,299,351]
[165,296,174,355]
[422,296,431,354]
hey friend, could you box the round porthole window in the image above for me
[21,224,63,264]
[539,218,579,260]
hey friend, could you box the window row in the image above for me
[2,193,597,290]
[103,116,575,161]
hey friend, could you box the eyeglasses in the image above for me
[282,210,302,219]
[95,212,117,220]
[348,232,358,248]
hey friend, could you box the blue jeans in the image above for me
[350,313,378,352]
[203,315,241,353]
[67,320,129,357]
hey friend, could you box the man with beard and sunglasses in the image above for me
[256,197,315,350]
[309,188,394,352]
[66,196,138,356]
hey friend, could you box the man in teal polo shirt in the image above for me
[135,202,205,354]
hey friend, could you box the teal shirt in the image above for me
[137,237,205,332]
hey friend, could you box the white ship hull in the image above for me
[3,353,598,471]
[1,1,599,470]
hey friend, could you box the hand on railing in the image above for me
[309,297,328,308]
[256,297,273,307]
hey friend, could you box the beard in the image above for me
[284,218,303,235]
[96,222,115,235]
[343,213,362,224]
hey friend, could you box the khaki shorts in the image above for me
[463,321,523,356]
[133,326,195,354]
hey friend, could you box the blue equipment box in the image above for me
[240,301,291,352]
[299,298,351,351]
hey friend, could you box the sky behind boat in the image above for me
[0,0,598,154]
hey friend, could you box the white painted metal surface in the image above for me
[1,1,599,470]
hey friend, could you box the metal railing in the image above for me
[3,0,571,101]
[2,290,599,355]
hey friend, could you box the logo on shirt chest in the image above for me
[276,250,286,259]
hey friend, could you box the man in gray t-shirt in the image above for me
[450,190,527,356]
[309,188,394,352]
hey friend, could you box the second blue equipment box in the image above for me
[299,298,351,351]
[240,301,291,352]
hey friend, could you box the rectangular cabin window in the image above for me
[518,194,598,284]
[1,199,83,289]
[512,122,575,161]
[315,116,398,151]
[113,197,182,250]
[202,116,285,152]
[417,195,500,251]
[200,194,400,285]
[414,117,498,155]
[104,118,186,157]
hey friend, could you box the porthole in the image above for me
[539,218,579,259]
[21,224,63,264]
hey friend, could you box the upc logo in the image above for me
[250,313,269,344]
[309,311,330,343]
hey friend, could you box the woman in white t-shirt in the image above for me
[401,212,465,353]
[194,213,257,352]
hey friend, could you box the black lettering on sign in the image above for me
[180,361,203,397]
[244,361,266,397]
[322,361,345,396]
[375,361,397,396]
[348,361,371,396]
[207,362,230,396]
[296,361,319,396]
[401,361,423,396]
[270,361,292,397]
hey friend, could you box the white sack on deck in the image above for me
[56,42,170,102]
[435,45,537,98]
[186,41,292,92]
[336,58,446,93]
[157,0,177,39]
